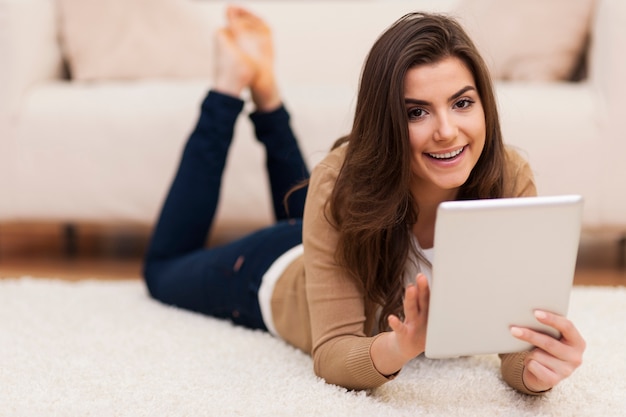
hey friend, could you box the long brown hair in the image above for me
[329,12,506,330]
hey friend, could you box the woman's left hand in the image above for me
[510,310,586,392]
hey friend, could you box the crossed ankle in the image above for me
[251,77,280,112]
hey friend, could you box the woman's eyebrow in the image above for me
[448,85,476,101]
[404,85,476,106]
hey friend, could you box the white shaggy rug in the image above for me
[1,278,624,417]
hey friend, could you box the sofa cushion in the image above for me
[59,0,595,83]
[454,0,596,81]
[57,0,214,80]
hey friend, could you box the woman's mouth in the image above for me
[426,146,466,161]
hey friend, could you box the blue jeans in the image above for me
[143,91,309,330]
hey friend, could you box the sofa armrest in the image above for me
[0,0,64,118]
[589,0,626,126]
[587,0,626,223]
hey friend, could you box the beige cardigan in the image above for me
[270,144,539,393]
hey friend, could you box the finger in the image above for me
[510,326,577,363]
[527,348,576,380]
[534,310,586,349]
[416,274,430,317]
[403,284,419,324]
[388,314,405,334]
[510,326,562,356]
[525,357,561,388]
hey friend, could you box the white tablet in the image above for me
[424,195,583,359]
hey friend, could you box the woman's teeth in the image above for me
[428,147,464,159]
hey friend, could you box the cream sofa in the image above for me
[0,0,624,237]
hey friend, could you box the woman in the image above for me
[144,6,585,394]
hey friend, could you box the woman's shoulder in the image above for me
[305,144,349,220]
[312,143,348,177]
[503,146,537,198]
[311,144,348,183]
[503,146,530,174]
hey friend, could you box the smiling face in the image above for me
[404,56,486,201]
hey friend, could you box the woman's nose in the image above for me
[433,113,458,142]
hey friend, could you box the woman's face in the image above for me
[404,56,486,198]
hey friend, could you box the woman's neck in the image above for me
[411,185,459,249]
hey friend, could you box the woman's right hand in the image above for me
[389,273,430,358]
[371,273,430,376]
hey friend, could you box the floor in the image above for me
[0,222,625,286]
[0,222,150,281]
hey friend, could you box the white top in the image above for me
[258,244,304,336]
[406,235,434,287]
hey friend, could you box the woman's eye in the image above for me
[408,108,426,120]
[454,99,474,109]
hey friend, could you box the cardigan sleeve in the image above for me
[302,147,393,390]
[499,352,551,395]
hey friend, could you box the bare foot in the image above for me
[213,27,255,98]
[226,6,281,111]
